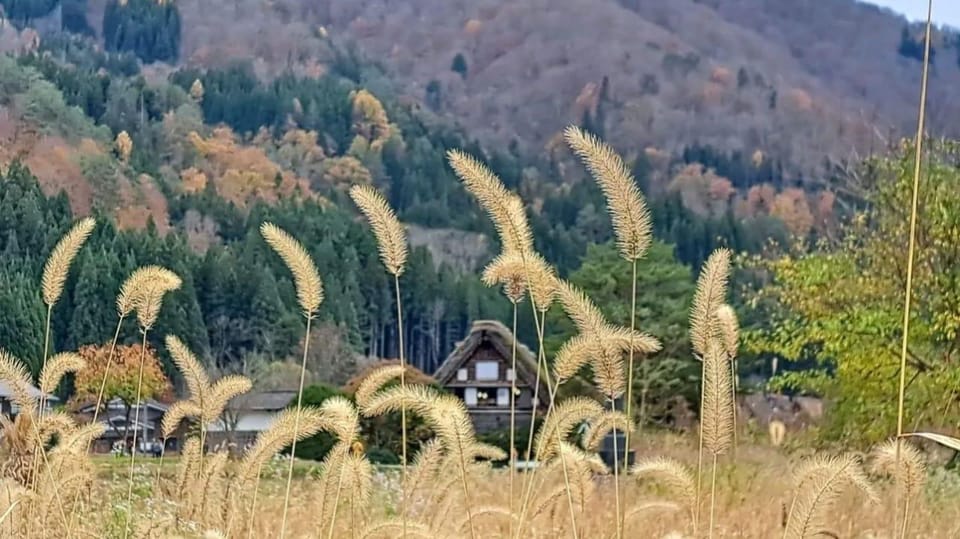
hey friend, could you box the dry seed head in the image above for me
[354,364,406,411]
[162,401,202,438]
[482,251,527,303]
[239,407,327,485]
[447,149,534,255]
[603,325,663,356]
[39,352,85,395]
[525,252,559,311]
[594,344,626,399]
[350,184,408,275]
[535,397,604,461]
[870,439,926,500]
[260,222,324,317]
[769,420,787,447]
[557,279,607,334]
[553,334,596,383]
[631,456,697,519]
[690,248,732,358]
[702,341,734,456]
[0,350,36,412]
[785,453,877,539]
[564,126,652,261]
[204,375,253,424]
[117,266,181,317]
[41,217,95,307]
[714,304,739,359]
[134,276,181,330]
[582,410,633,451]
[165,335,209,401]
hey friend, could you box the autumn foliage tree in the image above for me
[73,343,172,440]
[744,140,960,444]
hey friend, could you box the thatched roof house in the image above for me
[433,320,548,433]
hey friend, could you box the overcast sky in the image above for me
[869,1,960,28]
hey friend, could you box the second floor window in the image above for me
[475,360,499,381]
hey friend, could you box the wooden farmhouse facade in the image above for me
[434,320,547,433]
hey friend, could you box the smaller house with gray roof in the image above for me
[0,381,57,416]
[205,389,298,449]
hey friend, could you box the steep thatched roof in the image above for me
[434,320,548,406]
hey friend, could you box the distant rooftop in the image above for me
[0,381,57,402]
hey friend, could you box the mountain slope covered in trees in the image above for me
[83,0,958,181]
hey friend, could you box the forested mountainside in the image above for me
[0,0,951,394]
[89,0,958,179]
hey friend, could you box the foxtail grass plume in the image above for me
[870,439,926,503]
[631,457,697,522]
[447,149,534,256]
[769,420,787,447]
[117,266,181,317]
[41,217,95,307]
[165,335,210,402]
[162,401,202,439]
[690,248,732,358]
[349,184,408,276]
[38,353,85,395]
[0,350,35,412]
[784,454,878,539]
[563,126,651,261]
[556,280,607,334]
[582,411,633,452]
[526,252,559,312]
[701,342,734,456]
[133,275,182,330]
[260,222,323,317]
[482,251,527,303]
[714,304,739,360]
[237,407,327,486]
[534,397,604,461]
[354,364,406,410]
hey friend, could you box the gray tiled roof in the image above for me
[0,381,57,402]
[238,390,298,411]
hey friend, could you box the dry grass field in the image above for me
[1,101,958,539]
[74,433,960,538]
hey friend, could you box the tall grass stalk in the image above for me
[38,305,52,417]
[327,461,347,539]
[514,299,578,539]
[260,221,323,539]
[123,329,150,538]
[610,398,622,539]
[621,258,638,538]
[508,301,518,533]
[246,463,263,539]
[393,274,408,537]
[279,315,312,539]
[894,2,932,538]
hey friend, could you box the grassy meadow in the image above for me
[1,123,959,539]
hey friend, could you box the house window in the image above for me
[506,368,515,382]
[475,361,499,381]
[464,388,478,406]
[497,388,510,407]
[457,368,468,381]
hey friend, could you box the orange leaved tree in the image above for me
[73,343,172,441]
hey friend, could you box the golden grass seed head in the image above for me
[41,217,95,307]
[349,184,408,276]
[564,126,652,261]
[260,222,324,317]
